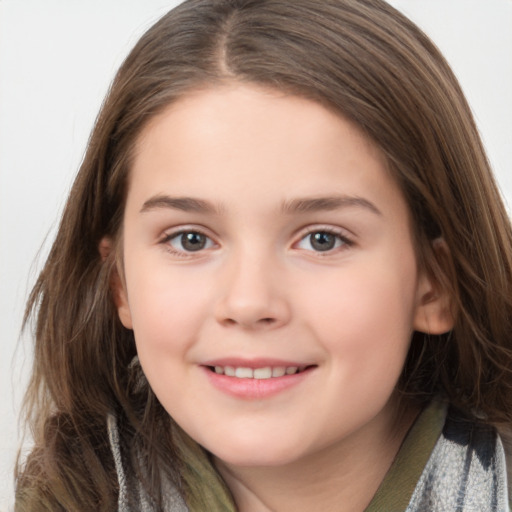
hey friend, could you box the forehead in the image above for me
[134,84,384,161]
[128,84,408,222]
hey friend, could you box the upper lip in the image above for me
[201,358,315,369]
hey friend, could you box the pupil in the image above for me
[182,232,206,251]
[311,232,335,251]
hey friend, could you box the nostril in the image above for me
[222,316,276,327]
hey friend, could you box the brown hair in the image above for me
[16,0,512,510]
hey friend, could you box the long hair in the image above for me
[16,0,512,510]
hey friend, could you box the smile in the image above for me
[203,363,316,399]
[209,365,309,379]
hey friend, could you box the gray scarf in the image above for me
[108,401,509,511]
[406,409,509,511]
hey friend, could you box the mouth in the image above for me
[202,361,317,399]
[206,365,315,379]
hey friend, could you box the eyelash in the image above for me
[159,226,354,258]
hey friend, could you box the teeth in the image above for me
[211,365,304,378]
[235,367,253,378]
[253,367,272,379]
[272,366,286,377]
[224,366,235,377]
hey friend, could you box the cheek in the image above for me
[301,255,418,374]
[300,265,417,435]
[126,271,213,407]
[125,265,212,359]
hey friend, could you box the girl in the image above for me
[15,0,512,510]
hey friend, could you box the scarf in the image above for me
[108,400,509,511]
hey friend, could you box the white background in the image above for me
[1,1,511,509]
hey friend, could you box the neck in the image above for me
[214,400,420,512]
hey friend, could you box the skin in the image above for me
[114,84,453,511]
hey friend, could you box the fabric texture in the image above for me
[367,400,509,511]
[405,407,509,511]
[107,400,509,511]
[107,413,188,512]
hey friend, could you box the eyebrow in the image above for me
[140,195,223,214]
[281,196,382,216]
[140,194,382,216]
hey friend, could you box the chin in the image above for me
[209,441,306,468]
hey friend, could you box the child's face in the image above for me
[116,84,437,468]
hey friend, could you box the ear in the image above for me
[413,239,455,335]
[99,236,133,330]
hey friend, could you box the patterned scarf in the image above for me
[108,400,509,511]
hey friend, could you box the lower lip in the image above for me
[202,366,314,400]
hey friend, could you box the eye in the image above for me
[296,230,351,252]
[164,230,215,253]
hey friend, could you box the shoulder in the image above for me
[407,406,509,512]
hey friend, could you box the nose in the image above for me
[215,251,291,330]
